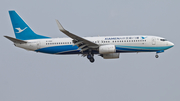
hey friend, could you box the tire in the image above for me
[89,58,95,63]
[155,55,159,58]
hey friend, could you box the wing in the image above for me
[56,20,99,52]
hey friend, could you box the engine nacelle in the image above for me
[99,45,116,54]
[102,53,120,59]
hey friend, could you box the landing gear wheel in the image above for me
[89,58,95,63]
[155,55,159,58]
[87,51,95,63]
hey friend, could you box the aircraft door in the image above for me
[152,37,156,45]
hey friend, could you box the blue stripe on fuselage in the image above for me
[35,45,79,54]
[115,45,173,52]
[35,45,173,54]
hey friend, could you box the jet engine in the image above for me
[101,53,120,59]
[99,45,116,54]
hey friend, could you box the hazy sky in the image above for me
[1,0,180,101]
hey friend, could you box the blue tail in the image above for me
[9,10,50,40]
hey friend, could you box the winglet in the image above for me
[4,36,27,43]
[55,19,99,48]
[55,19,66,32]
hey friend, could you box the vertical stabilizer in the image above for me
[9,10,50,40]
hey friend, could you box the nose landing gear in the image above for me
[155,54,159,58]
[155,50,164,58]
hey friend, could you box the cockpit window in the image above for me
[160,39,167,41]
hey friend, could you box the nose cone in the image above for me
[168,41,174,47]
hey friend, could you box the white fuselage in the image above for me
[7,10,174,62]
[15,35,174,54]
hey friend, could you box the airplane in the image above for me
[5,10,174,63]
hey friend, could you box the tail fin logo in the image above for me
[15,27,27,33]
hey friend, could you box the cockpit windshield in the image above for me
[160,39,167,41]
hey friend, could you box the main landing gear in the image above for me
[87,54,95,63]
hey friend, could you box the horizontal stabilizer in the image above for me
[4,36,27,43]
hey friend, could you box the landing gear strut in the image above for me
[87,54,95,63]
